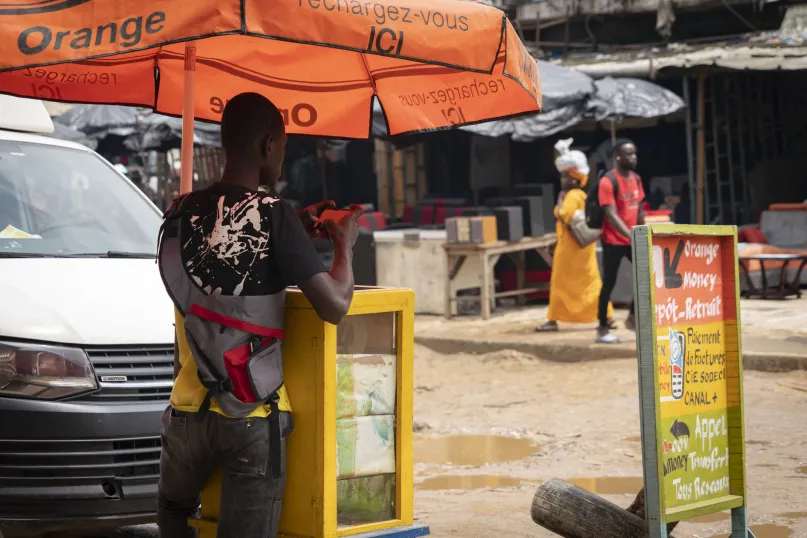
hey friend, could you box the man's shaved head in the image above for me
[221,93,285,155]
[220,92,287,188]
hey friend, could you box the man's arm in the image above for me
[636,177,647,225]
[273,200,361,326]
[297,239,354,325]
[604,204,632,240]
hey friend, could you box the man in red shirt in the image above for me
[596,139,645,343]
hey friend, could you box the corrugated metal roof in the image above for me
[550,31,807,77]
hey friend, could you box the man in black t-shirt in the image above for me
[180,185,327,297]
[158,93,360,538]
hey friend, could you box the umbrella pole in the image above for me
[610,120,616,145]
[180,41,197,195]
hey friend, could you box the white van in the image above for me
[0,96,173,537]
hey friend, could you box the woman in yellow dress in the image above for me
[537,139,613,332]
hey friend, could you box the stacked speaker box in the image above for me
[493,206,524,242]
[446,216,498,244]
[462,206,494,217]
[486,196,549,237]
[512,183,556,234]
[514,196,547,237]
[352,230,377,286]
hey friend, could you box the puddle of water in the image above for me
[690,512,731,523]
[781,512,807,520]
[417,475,525,491]
[567,477,644,495]
[710,524,792,538]
[797,465,807,474]
[415,435,538,466]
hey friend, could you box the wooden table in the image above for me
[739,253,807,299]
[443,234,557,320]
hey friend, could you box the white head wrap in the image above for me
[554,138,590,184]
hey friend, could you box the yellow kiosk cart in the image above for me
[191,287,429,538]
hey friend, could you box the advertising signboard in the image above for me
[632,225,750,538]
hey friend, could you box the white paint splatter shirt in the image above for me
[179,183,326,297]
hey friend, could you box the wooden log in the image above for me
[531,481,679,538]
[531,479,648,538]
[626,487,678,536]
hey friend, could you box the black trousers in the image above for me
[598,242,634,326]
[157,407,293,538]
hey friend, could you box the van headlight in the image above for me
[0,341,97,399]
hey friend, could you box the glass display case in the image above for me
[192,287,427,538]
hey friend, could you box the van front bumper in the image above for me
[0,396,166,537]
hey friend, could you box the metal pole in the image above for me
[710,75,722,224]
[180,41,197,195]
[696,73,706,225]
[683,76,696,225]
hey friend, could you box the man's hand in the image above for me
[325,204,363,251]
[298,200,336,239]
[297,204,363,326]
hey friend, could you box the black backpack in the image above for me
[585,170,619,229]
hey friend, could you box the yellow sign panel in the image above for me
[633,225,748,537]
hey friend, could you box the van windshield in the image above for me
[0,140,160,257]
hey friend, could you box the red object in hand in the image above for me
[315,209,353,238]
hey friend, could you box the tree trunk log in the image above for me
[531,480,678,538]
[627,487,679,536]
[531,479,648,538]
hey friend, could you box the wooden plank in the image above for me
[443,234,557,255]
[665,495,744,522]
[632,225,667,538]
[338,524,430,538]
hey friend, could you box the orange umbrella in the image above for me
[0,0,541,192]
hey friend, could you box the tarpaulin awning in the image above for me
[54,104,222,152]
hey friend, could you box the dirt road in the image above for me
[412,344,807,538]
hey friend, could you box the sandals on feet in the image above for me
[536,322,559,333]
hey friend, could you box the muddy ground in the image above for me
[411,344,807,538]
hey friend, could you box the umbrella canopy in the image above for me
[462,59,595,141]
[137,114,221,152]
[532,60,595,110]
[55,104,222,152]
[465,74,685,142]
[54,104,146,135]
[587,77,685,123]
[0,1,540,140]
[43,122,98,150]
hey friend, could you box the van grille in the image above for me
[0,436,161,484]
[81,346,174,403]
